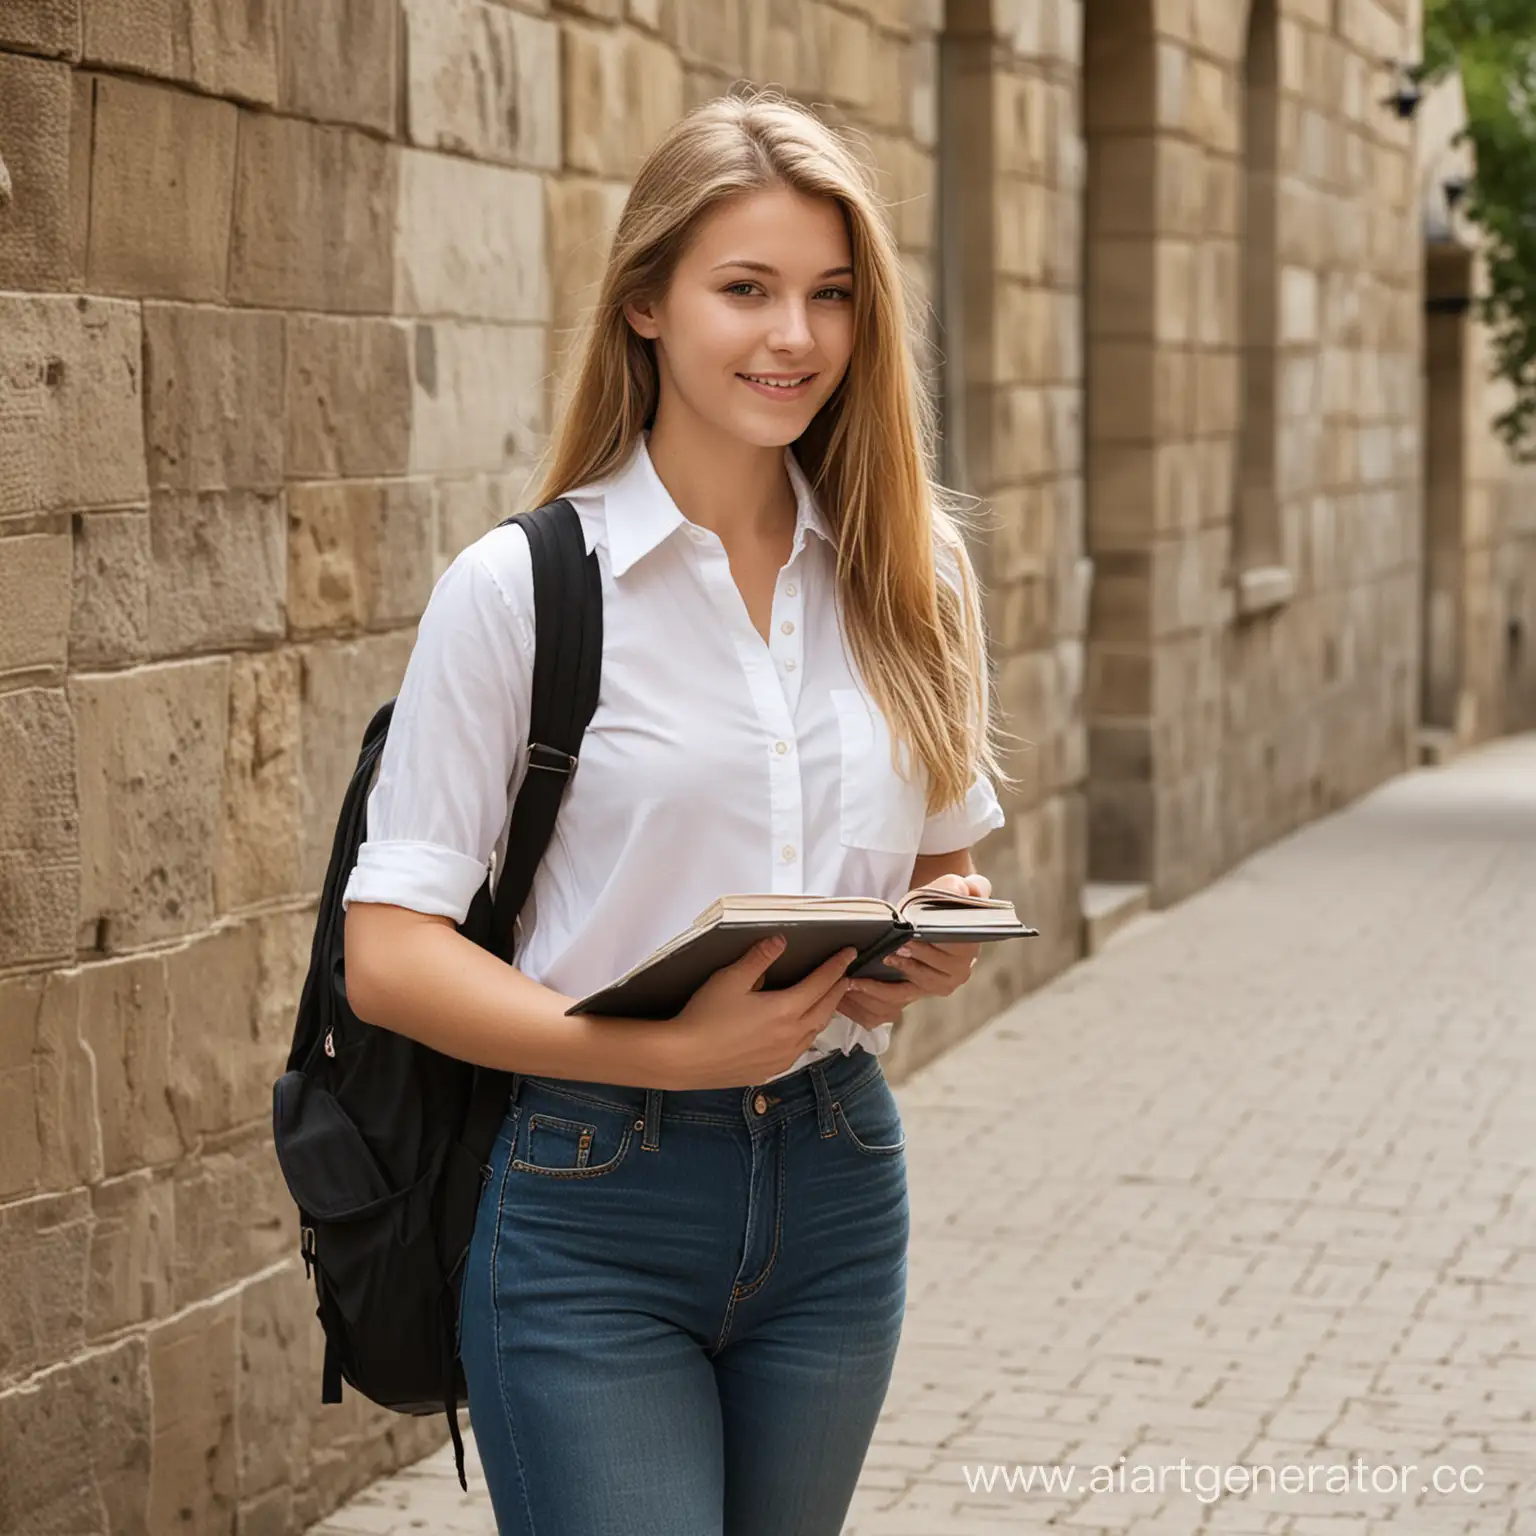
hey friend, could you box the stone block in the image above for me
[87,75,238,301]
[88,1170,175,1340]
[1087,342,1190,444]
[171,1124,291,1305]
[982,383,1050,486]
[1193,350,1240,437]
[0,1189,89,1383]
[408,320,548,474]
[0,1335,151,1535]
[1194,239,1238,347]
[1085,136,1156,239]
[70,510,151,668]
[297,633,414,889]
[148,1297,239,1535]
[72,657,230,950]
[144,491,286,656]
[285,316,413,480]
[0,295,146,515]
[0,0,80,58]
[546,177,629,341]
[230,114,396,312]
[84,0,276,100]
[142,303,284,494]
[288,480,436,636]
[279,0,397,133]
[217,652,302,912]
[60,951,183,1174]
[0,978,41,1199]
[744,0,800,85]
[812,3,872,107]
[81,0,174,74]
[395,150,549,323]
[1083,24,1155,134]
[0,530,71,680]
[995,177,1048,283]
[405,0,559,168]
[0,687,77,968]
[562,22,685,177]
[26,971,100,1193]
[0,54,89,289]
[1279,265,1319,345]
[1087,237,1154,341]
[671,0,745,70]
[434,472,529,577]
[236,1262,316,1502]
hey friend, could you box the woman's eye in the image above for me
[722,283,852,301]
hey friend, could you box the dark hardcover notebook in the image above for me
[566,886,1038,1019]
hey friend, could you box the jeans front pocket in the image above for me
[509,1089,637,1180]
[831,1073,907,1158]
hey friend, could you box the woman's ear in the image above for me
[623,298,661,340]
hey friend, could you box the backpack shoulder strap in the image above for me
[457,497,601,1162]
[489,497,603,947]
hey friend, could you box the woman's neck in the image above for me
[645,403,797,547]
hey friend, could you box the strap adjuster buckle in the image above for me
[527,741,578,779]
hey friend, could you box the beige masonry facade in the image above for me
[1,0,1533,1531]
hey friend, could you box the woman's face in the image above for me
[625,185,856,448]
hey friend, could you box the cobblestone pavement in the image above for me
[308,737,1536,1536]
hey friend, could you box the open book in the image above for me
[566,885,1038,1019]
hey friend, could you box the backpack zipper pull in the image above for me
[324,1028,335,1058]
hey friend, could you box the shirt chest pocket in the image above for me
[831,687,928,855]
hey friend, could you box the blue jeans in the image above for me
[458,1047,909,1535]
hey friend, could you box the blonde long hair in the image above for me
[530,88,1005,817]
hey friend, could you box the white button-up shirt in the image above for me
[342,434,1005,1079]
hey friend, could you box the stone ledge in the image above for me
[1235,563,1297,620]
[1418,727,1462,767]
[1081,880,1150,955]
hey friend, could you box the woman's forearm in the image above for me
[342,903,682,1088]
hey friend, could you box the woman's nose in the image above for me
[768,302,814,352]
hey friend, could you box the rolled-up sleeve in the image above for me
[917,768,1006,855]
[341,529,535,922]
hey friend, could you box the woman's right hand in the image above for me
[662,938,857,1090]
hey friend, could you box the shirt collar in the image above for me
[599,434,836,579]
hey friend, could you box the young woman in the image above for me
[341,89,1007,1536]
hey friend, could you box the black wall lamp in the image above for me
[1381,59,1422,118]
[1442,174,1470,211]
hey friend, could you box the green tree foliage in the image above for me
[1421,0,1536,455]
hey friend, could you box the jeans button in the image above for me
[753,1093,768,1115]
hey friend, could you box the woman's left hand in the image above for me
[835,872,991,1029]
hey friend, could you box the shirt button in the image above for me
[774,740,789,755]
[784,659,797,672]
[781,620,795,636]
[781,844,796,863]
[784,582,798,597]
[688,526,708,543]
[753,1093,769,1116]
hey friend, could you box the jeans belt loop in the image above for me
[810,1060,837,1139]
[641,1087,663,1151]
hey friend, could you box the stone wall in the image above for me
[1083,0,1423,904]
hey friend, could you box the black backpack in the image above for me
[271,500,602,1489]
